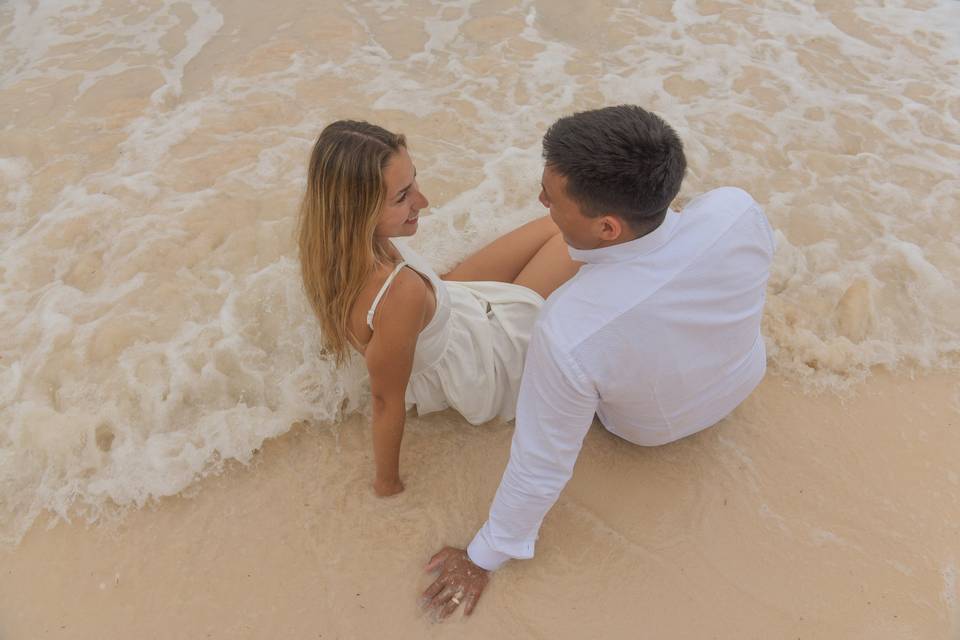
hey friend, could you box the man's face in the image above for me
[538,165,601,250]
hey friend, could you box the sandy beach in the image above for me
[2,372,959,638]
[1,0,958,637]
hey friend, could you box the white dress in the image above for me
[365,239,544,424]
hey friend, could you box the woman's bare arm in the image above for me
[363,269,428,497]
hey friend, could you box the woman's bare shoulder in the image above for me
[363,262,426,307]
[375,267,429,316]
[349,263,428,350]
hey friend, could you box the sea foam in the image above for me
[0,0,958,545]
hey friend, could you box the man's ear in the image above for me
[597,215,624,241]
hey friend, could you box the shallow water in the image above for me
[0,0,958,546]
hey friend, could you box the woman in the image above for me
[298,120,580,496]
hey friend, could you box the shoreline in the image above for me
[2,371,957,639]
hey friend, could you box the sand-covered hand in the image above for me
[421,547,489,619]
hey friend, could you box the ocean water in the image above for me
[0,0,957,546]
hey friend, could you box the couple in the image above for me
[297,105,775,618]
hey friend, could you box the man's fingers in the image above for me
[463,591,480,616]
[438,595,461,620]
[419,548,483,621]
[421,576,446,601]
[429,584,457,612]
[424,547,452,572]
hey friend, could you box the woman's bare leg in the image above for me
[513,232,583,299]
[441,216,559,283]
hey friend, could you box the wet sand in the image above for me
[2,372,958,638]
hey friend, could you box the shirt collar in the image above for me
[567,210,680,264]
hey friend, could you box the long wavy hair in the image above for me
[298,120,407,364]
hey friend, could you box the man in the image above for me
[422,105,775,618]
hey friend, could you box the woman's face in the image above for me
[374,147,429,240]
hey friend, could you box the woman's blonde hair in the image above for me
[298,120,407,364]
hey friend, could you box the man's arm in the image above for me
[422,323,598,617]
[468,323,599,568]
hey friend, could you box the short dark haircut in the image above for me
[542,105,686,229]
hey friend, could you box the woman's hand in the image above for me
[373,477,405,497]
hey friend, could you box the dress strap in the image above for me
[366,261,408,330]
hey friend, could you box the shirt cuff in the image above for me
[466,528,512,571]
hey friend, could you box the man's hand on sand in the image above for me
[421,547,489,619]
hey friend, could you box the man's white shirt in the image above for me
[467,187,775,571]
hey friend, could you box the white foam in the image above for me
[151,0,224,105]
[0,157,33,229]
[0,0,958,546]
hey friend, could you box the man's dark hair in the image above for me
[542,105,686,230]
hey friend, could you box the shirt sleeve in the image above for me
[467,323,599,571]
